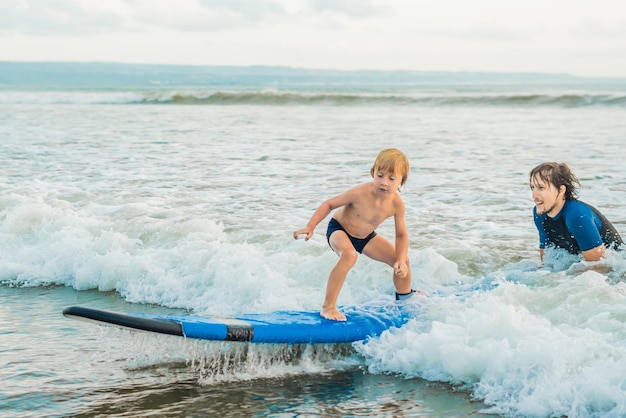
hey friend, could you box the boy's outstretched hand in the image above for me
[293,227,313,241]
[393,261,408,278]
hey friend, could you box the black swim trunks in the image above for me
[326,218,377,254]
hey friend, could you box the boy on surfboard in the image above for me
[293,148,414,321]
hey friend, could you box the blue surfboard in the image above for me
[62,303,414,344]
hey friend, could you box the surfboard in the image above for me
[62,303,414,344]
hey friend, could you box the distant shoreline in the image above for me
[2,60,625,88]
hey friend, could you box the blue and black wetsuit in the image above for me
[533,200,623,255]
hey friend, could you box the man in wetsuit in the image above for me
[530,162,623,262]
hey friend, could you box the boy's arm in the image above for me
[393,199,410,273]
[293,189,356,240]
[294,201,332,240]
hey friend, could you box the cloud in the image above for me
[0,0,388,36]
[0,0,130,35]
[309,0,390,18]
[570,16,626,38]
[0,0,279,35]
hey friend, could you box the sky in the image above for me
[1,0,626,77]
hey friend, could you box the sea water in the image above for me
[1,63,626,417]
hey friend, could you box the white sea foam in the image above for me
[357,272,626,417]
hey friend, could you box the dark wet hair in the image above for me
[529,162,580,200]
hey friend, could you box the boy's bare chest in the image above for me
[348,200,393,225]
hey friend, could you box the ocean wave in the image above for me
[159,91,626,108]
[2,90,626,107]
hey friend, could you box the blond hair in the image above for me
[370,148,410,186]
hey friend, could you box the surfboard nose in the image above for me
[63,306,184,337]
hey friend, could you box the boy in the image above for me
[293,148,414,321]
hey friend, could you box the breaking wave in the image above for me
[2,90,626,107]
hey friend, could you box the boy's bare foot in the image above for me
[320,307,347,321]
